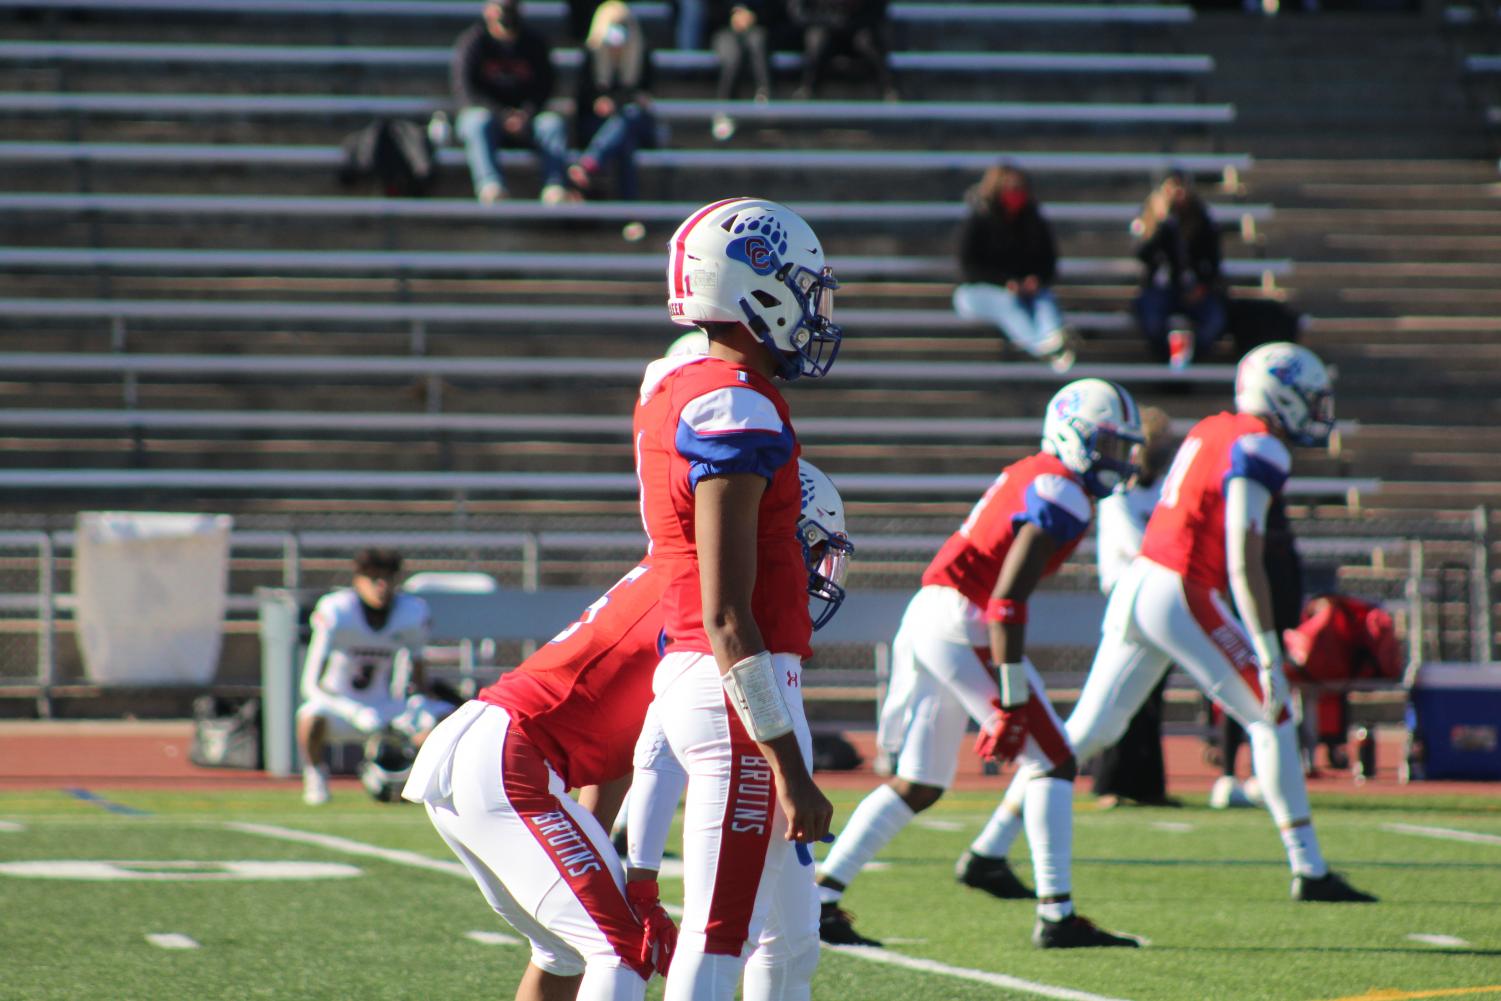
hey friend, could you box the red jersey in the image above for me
[922,453,1094,608]
[632,353,811,659]
[1140,411,1291,592]
[478,563,665,789]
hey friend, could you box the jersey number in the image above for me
[1157,436,1203,510]
[958,473,1008,539]
[548,565,651,645]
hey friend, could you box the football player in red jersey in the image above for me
[640,197,840,1001]
[816,379,1145,950]
[987,342,1374,905]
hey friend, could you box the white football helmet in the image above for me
[666,197,841,381]
[1234,341,1335,447]
[798,459,854,630]
[359,730,415,803]
[1041,378,1144,499]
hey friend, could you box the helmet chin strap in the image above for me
[738,297,801,381]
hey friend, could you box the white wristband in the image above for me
[722,652,795,742]
[1251,629,1282,673]
[997,661,1029,709]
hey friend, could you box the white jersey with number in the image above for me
[306,589,430,701]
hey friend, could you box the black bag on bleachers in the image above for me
[1228,297,1303,355]
[811,733,863,772]
[188,696,263,770]
[338,118,437,197]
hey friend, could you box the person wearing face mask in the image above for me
[451,0,575,204]
[1131,169,1228,368]
[952,163,1079,373]
[567,1,659,202]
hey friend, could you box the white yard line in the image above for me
[1407,933,1470,948]
[466,930,522,946]
[145,933,200,950]
[1382,822,1501,847]
[230,821,1134,1001]
[226,822,470,876]
[1150,822,1195,833]
[913,818,964,832]
[825,945,1134,1001]
[0,820,23,832]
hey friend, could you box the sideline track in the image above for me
[230,821,1135,1001]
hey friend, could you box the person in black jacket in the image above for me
[789,0,899,100]
[566,1,659,201]
[1131,170,1228,367]
[451,0,574,203]
[952,163,1078,371]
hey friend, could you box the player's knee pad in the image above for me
[744,937,819,1001]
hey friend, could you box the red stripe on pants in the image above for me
[1180,581,1290,725]
[500,722,651,979]
[704,695,776,956]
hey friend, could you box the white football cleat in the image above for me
[1209,775,1254,810]
[303,765,330,806]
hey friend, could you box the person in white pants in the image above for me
[815,379,1145,950]
[977,342,1376,905]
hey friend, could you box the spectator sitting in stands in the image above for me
[789,0,900,101]
[567,1,659,201]
[952,163,1079,372]
[1132,169,1228,368]
[451,0,575,204]
[707,0,781,141]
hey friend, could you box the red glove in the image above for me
[625,878,677,977]
[974,697,1029,763]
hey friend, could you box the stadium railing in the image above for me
[0,0,1196,26]
[0,40,1215,77]
[0,142,1254,180]
[0,92,1236,127]
[0,193,1273,230]
[0,248,1292,283]
[0,296,1144,335]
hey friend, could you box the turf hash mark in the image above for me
[145,933,200,950]
[1383,823,1501,848]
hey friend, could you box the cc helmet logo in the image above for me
[726,214,789,276]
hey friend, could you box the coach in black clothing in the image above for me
[451,0,574,203]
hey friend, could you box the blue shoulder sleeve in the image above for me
[1015,474,1093,545]
[1227,434,1290,495]
[674,385,795,490]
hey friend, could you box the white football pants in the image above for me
[1066,557,1311,827]
[653,651,819,1001]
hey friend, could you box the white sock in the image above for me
[1037,899,1074,922]
[969,767,1033,858]
[1248,719,1311,826]
[1281,822,1328,878]
[818,783,915,890]
[1024,778,1073,902]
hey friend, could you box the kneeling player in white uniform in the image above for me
[816,380,1145,950]
[991,343,1375,903]
[297,548,436,805]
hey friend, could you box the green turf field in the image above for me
[1,786,1498,1001]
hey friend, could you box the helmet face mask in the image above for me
[1234,342,1335,447]
[1041,379,1145,499]
[797,460,854,630]
[668,198,842,381]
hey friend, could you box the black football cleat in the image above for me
[1033,914,1142,950]
[955,850,1035,900]
[819,902,883,947]
[1292,871,1378,903]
